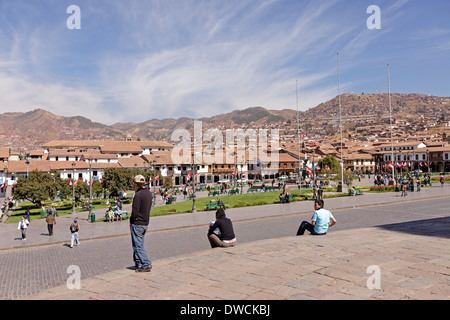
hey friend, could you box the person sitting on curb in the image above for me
[296,199,336,236]
[207,208,236,248]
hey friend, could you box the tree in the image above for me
[102,168,134,197]
[14,170,71,206]
[102,167,160,197]
[318,155,340,174]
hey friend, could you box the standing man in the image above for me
[69,218,80,248]
[130,175,153,273]
[296,199,336,236]
[46,213,56,236]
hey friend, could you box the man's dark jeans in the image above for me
[130,224,151,268]
[296,221,326,236]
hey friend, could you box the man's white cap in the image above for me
[134,175,145,183]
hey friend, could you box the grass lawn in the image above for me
[4,200,112,224]
[4,189,351,223]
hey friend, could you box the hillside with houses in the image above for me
[0,92,449,197]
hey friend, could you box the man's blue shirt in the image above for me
[312,208,334,234]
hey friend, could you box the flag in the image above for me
[387,162,394,170]
[74,179,78,186]
[306,166,311,175]
[155,175,159,181]
[326,166,331,172]
[315,165,320,172]
[187,171,192,180]
[68,179,72,186]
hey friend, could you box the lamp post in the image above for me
[25,158,30,178]
[192,157,197,213]
[312,150,317,200]
[88,158,92,221]
[72,162,76,214]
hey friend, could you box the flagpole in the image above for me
[337,53,344,192]
[388,64,395,186]
[296,80,302,196]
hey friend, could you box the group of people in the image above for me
[17,211,80,248]
[106,206,123,222]
[15,174,339,276]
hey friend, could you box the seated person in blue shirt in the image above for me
[114,205,122,221]
[296,199,336,236]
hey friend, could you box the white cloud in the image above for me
[1,0,446,125]
[0,72,109,123]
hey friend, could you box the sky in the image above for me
[0,0,449,125]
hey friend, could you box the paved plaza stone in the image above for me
[0,185,449,301]
[23,226,450,301]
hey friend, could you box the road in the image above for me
[1,192,449,300]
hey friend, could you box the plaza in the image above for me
[0,184,448,301]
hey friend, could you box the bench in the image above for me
[279,194,295,203]
[266,186,277,191]
[348,188,363,196]
[105,210,128,221]
[206,201,220,211]
[247,187,260,193]
[208,191,219,197]
[166,197,177,204]
[228,189,239,195]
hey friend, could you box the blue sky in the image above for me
[0,0,449,125]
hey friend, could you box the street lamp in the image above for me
[192,157,197,213]
[312,150,317,200]
[25,158,30,178]
[88,158,92,221]
[72,162,76,214]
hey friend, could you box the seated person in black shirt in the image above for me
[207,208,236,248]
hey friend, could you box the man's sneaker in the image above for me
[135,265,152,273]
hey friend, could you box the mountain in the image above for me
[1,93,448,151]
[0,109,126,150]
[304,93,450,120]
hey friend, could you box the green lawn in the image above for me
[5,189,350,223]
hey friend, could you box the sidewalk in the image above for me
[2,186,450,300]
[23,225,450,301]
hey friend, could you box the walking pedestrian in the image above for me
[47,204,58,217]
[207,208,236,248]
[17,216,29,241]
[296,200,336,236]
[440,176,445,187]
[25,208,31,224]
[130,175,153,273]
[317,186,323,200]
[69,218,80,248]
[46,213,56,236]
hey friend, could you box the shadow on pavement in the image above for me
[377,216,450,239]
